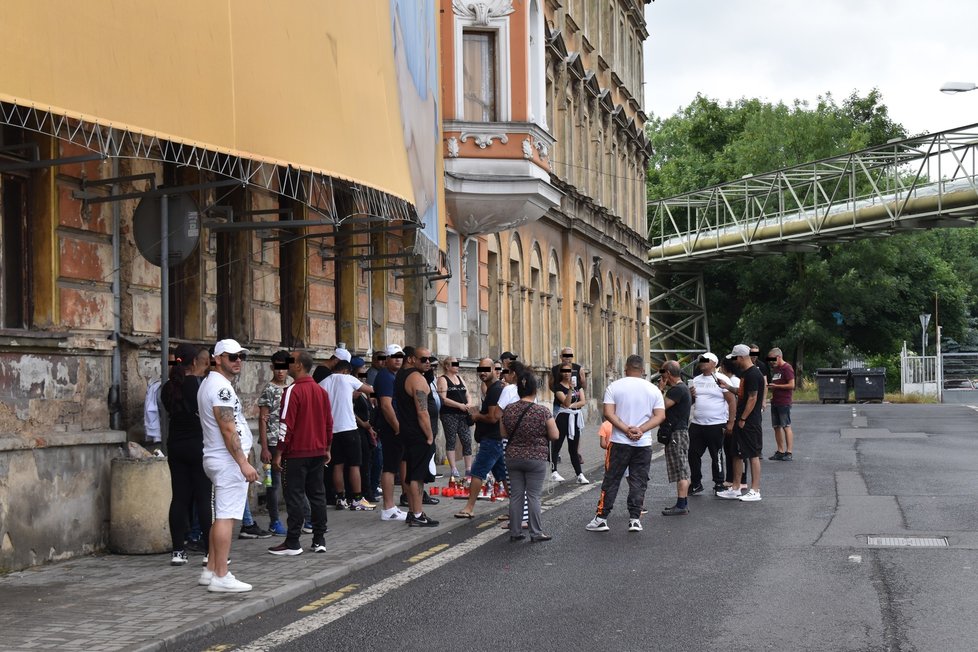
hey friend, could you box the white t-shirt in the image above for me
[689,371,735,425]
[319,373,364,432]
[198,371,254,464]
[498,383,519,410]
[603,376,665,447]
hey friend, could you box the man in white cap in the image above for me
[197,339,258,592]
[687,352,736,495]
[716,344,765,502]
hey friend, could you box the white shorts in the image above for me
[203,457,248,519]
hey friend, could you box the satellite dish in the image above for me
[132,192,200,267]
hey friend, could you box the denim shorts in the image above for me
[469,438,507,482]
[771,405,792,428]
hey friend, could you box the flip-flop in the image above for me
[497,514,510,521]
[454,511,474,519]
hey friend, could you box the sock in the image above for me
[414,512,423,518]
[677,498,688,509]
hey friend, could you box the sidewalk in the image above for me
[0,429,605,652]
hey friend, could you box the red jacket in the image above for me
[278,376,333,458]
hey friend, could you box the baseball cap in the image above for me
[350,356,365,369]
[385,344,404,356]
[726,344,751,359]
[500,351,518,361]
[214,339,249,356]
[332,347,351,362]
[698,352,719,364]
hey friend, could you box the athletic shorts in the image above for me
[379,429,405,474]
[202,457,248,520]
[734,421,763,460]
[771,405,791,428]
[403,440,435,483]
[664,428,691,483]
[330,429,362,466]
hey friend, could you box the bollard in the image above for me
[109,456,172,554]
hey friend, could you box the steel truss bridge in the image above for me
[646,123,978,362]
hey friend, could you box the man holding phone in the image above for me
[767,348,795,461]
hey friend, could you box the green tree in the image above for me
[647,90,978,371]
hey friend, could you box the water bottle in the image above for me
[263,464,272,487]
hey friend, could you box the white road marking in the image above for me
[235,481,600,651]
[848,554,862,563]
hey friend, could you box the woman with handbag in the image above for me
[500,370,560,542]
[437,356,473,479]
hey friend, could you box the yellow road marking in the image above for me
[476,520,495,529]
[201,645,233,652]
[297,584,359,613]
[404,543,449,563]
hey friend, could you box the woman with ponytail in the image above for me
[162,342,212,566]
[499,370,559,543]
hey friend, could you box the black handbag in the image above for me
[656,418,674,446]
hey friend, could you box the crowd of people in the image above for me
[157,337,794,592]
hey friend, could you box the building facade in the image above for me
[435,0,652,400]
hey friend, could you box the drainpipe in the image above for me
[108,156,123,430]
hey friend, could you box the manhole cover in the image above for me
[867,536,948,547]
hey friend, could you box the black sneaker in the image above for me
[782,452,793,461]
[689,484,704,496]
[399,494,410,507]
[310,540,327,553]
[239,523,272,539]
[712,483,726,495]
[768,451,784,461]
[422,491,440,505]
[408,512,439,527]
[661,505,689,516]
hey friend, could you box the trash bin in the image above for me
[109,456,171,554]
[815,368,851,403]
[851,367,886,403]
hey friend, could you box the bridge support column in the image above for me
[649,269,711,367]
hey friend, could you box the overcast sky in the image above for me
[643,0,978,136]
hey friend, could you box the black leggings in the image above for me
[167,438,212,552]
[552,413,583,476]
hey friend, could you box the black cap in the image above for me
[500,351,518,361]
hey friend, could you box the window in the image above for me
[0,125,31,329]
[463,31,497,122]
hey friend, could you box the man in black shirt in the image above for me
[455,359,505,519]
[659,361,693,515]
[717,344,764,502]
[550,346,587,391]
[394,346,438,527]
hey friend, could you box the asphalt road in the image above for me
[181,403,978,652]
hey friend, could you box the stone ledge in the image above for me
[0,430,126,452]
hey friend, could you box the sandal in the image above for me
[454,511,474,519]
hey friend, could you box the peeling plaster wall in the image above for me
[0,434,124,573]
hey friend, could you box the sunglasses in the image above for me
[451,361,460,367]
[561,353,574,358]
[419,356,436,363]
[225,353,247,362]
[476,366,492,373]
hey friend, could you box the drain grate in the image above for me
[867,536,948,547]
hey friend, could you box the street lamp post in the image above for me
[940,81,978,94]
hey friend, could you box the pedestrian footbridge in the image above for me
[646,124,978,360]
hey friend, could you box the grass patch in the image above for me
[789,378,937,404]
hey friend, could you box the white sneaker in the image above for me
[585,516,609,532]
[716,488,743,500]
[198,568,214,586]
[739,489,762,502]
[381,507,408,521]
[207,571,252,593]
[551,471,566,482]
[576,473,590,485]
[628,519,643,532]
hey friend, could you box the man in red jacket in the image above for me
[268,350,333,555]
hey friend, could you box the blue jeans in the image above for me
[469,439,507,482]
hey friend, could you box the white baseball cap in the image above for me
[726,344,751,359]
[214,339,249,356]
[332,347,351,362]
[699,352,719,364]
[385,344,404,356]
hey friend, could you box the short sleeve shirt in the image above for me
[497,383,519,411]
[257,379,290,445]
[770,362,795,406]
[689,372,734,425]
[502,402,552,461]
[603,376,665,447]
[736,365,765,427]
[198,371,254,465]
[475,380,504,442]
[374,368,396,434]
[319,373,364,432]
[665,383,692,430]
